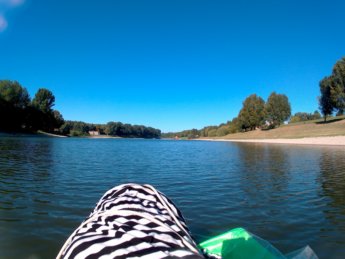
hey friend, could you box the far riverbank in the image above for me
[196,135,345,146]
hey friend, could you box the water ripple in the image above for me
[0,137,345,258]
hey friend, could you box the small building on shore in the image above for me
[89,130,100,136]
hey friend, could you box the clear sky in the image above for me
[0,0,344,132]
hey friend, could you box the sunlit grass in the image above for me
[218,115,345,139]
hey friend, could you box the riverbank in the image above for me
[37,131,67,138]
[84,135,122,139]
[197,135,345,146]
[38,132,123,139]
[195,117,345,146]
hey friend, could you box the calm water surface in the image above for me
[0,137,345,258]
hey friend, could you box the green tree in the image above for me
[216,125,229,137]
[313,110,321,120]
[207,128,217,137]
[0,80,30,108]
[52,110,64,128]
[331,57,345,112]
[228,117,240,134]
[265,92,291,128]
[0,80,30,130]
[238,94,266,131]
[319,77,334,121]
[32,88,55,113]
[30,88,65,132]
[319,57,345,119]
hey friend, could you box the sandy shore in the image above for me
[198,135,345,146]
[37,131,67,138]
[86,135,122,139]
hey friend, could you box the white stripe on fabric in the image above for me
[74,232,135,259]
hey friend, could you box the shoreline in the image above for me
[84,135,122,139]
[196,135,345,146]
[37,131,67,138]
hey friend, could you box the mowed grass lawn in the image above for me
[218,116,345,139]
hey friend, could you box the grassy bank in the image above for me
[208,116,345,140]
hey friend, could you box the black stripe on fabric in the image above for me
[102,186,128,200]
[84,237,168,259]
[118,219,141,229]
[97,185,169,212]
[67,236,114,258]
[124,245,171,258]
[121,207,171,220]
[73,225,125,243]
[74,223,104,237]
[135,228,184,243]
[103,215,124,225]
[126,185,158,197]
[85,236,157,258]
[96,186,157,211]
[163,253,205,259]
[106,199,159,210]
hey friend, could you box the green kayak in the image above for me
[199,228,318,259]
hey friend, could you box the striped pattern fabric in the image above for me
[57,183,204,259]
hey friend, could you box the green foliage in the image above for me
[228,117,240,133]
[290,111,322,123]
[216,126,229,137]
[319,57,345,120]
[60,121,161,138]
[265,92,291,128]
[53,110,64,128]
[199,126,218,137]
[207,128,217,137]
[313,110,322,120]
[0,80,63,133]
[161,117,241,139]
[0,80,30,108]
[331,57,345,112]
[32,88,55,113]
[319,77,335,121]
[70,129,88,137]
[0,80,30,131]
[237,94,266,131]
[29,88,63,132]
[106,122,161,138]
[162,128,199,139]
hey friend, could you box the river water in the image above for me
[0,136,344,258]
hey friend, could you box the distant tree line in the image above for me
[319,57,345,121]
[0,80,64,132]
[0,80,161,138]
[162,92,292,138]
[165,55,345,139]
[289,111,321,123]
[60,121,161,138]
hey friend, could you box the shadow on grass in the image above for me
[316,118,344,124]
[261,128,273,131]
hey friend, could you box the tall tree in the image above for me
[319,77,334,121]
[0,80,30,108]
[265,92,291,128]
[319,57,345,119]
[238,94,266,131]
[52,110,64,128]
[330,57,345,113]
[32,88,55,113]
[0,80,30,130]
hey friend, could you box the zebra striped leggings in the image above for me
[57,183,204,259]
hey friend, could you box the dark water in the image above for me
[0,137,345,258]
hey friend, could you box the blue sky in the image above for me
[0,0,344,132]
